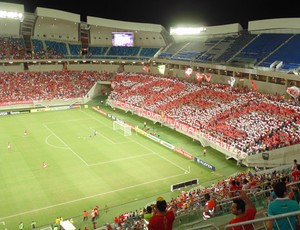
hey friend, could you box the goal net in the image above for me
[113,120,132,136]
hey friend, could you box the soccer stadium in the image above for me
[0,2,300,230]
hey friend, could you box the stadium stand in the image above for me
[1,1,300,229]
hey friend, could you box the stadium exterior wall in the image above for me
[248,18,300,33]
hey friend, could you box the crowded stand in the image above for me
[1,68,300,229]
[109,72,300,156]
[0,70,112,105]
[109,165,300,229]
[1,2,300,229]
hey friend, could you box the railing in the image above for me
[224,210,300,230]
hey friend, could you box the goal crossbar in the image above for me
[113,120,132,136]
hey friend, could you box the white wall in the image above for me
[0,2,24,36]
[248,18,300,33]
[0,63,23,72]
[34,7,80,41]
[28,64,63,72]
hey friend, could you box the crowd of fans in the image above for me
[109,72,300,155]
[0,70,112,105]
[1,68,300,228]
[108,162,300,229]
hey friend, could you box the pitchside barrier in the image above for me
[171,178,198,192]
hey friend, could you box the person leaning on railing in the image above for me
[266,181,300,230]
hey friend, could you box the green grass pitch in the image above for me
[0,106,244,229]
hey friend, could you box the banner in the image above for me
[158,65,166,74]
[143,65,151,73]
[205,74,212,82]
[196,72,204,82]
[194,157,216,171]
[251,80,257,91]
[287,86,300,99]
[185,67,193,78]
[228,76,236,87]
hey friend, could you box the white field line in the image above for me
[43,124,89,166]
[88,152,153,166]
[88,126,124,144]
[45,134,67,149]
[43,122,146,165]
[0,171,186,221]
[0,110,190,221]
[81,110,188,172]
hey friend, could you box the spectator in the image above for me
[229,180,241,197]
[93,221,97,230]
[266,181,300,230]
[83,210,88,221]
[228,190,257,230]
[203,193,216,220]
[148,197,175,230]
[291,159,299,171]
[242,178,250,191]
[288,183,300,204]
[292,164,300,182]
[143,205,153,223]
[106,223,113,230]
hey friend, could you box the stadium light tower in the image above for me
[170,27,206,35]
[0,10,23,21]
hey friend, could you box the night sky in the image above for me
[2,0,300,29]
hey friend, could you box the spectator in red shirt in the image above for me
[148,197,175,230]
[203,193,216,220]
[83,210,88,221]
[228,190,257,230]
[292,164,300,182]
[291,159,298,171]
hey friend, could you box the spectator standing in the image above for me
[94,205,99,219]
[266,181,300,230]
[203,193,216,220]
[288,183,300,204]
[143,205,153,223]
[242,178,249,191]
[93,221,97,230]
[228,190,257,230]
[229,180,241,198]
[291,159,299,171]
[148,197,175,230]
[106,223,113,230]
[292,165,300,182]
[83,210,88,221]
[91,209,96,222]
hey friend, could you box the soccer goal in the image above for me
[113,120,132,136]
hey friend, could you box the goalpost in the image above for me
[113,120,132,136]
